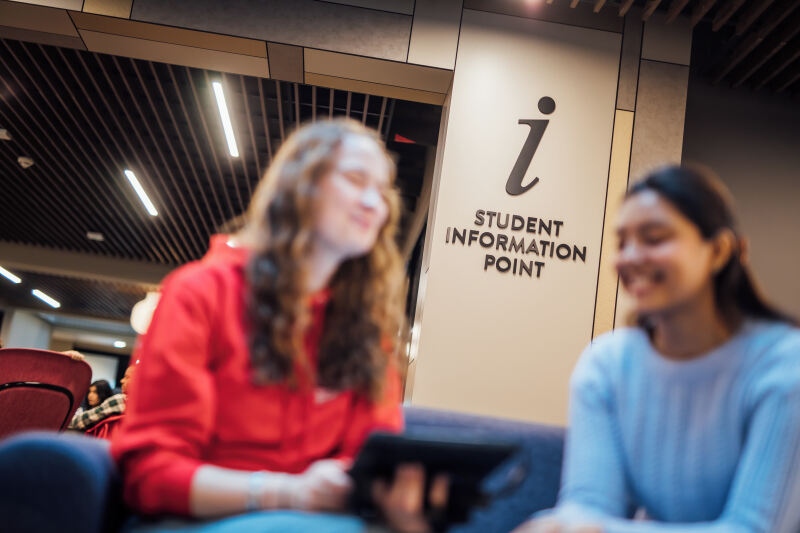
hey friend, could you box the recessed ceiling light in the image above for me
[32,289,60,308]
[123,169,158,217]
[17,156,34,169]
[0,266,21,284]
[113,340,127,348]
[212,81,240,157]
[86,232,105,242]
[0,128,11,141]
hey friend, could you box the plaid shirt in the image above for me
[69,393,126,431]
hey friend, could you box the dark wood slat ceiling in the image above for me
[0,38,404,268]
[0,38,441,322]
[0,271,148,322]
[566,0,800,94]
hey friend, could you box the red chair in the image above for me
[0,348,91,440]
[84,414,124,440]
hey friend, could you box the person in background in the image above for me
[515,165,800,533]
[111,119,446,533]
[69,364,136,432]
[74,379,113,415]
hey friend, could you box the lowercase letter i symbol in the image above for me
[506,97,556,196]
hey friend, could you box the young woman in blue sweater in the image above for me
[515,165,800,533]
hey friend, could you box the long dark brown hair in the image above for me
[628,165,794,326]
[237,119,405,400]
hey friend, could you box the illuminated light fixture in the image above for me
[32,289,60,308]
[86,232,105,242]
[0,266,21,284]
[113,340,127,349]
[212,81,240,157]
[124,169,158,216]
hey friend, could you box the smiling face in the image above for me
[311,134,391,261]
[615,190,721,317]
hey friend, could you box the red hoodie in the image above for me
[111,235,403,516]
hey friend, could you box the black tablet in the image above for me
[348,432,522,529]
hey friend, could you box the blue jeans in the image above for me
[125,511,367,533]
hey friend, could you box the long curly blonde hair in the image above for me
[237,119,405,400]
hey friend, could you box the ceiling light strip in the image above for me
[32,289,61,308]
[124,169,159,217]
[212,81,240,158]
[0,266,21,284]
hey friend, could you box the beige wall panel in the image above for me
[268,42,303,83]
[304,72,445,105]
[411,10,621,425]
[79,30,270,78]
[7,0,80,10]
[83,0,132,19]
[593,110,634,338]
[617,60,689,329]
[305,49,453,93]
[0,0,79,36]
[617,13,642,112]
[408,0,463,70]
[131,0,411,62]
[629,60,689,181]
[421,90,453,273]
[0,24,85,48]
[641,12,692,65]
[324,0,414,15]
[69,12,266,57]
[465,0,623,33]
[0,241,171,286]
[404,359,417,400]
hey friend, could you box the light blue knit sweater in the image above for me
[553,320,800,533]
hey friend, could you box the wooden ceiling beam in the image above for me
[642,0,664,21]
[736,0,775,36]
[754,43,800,89]
[594,0,608,13]
[690,0,720,26]
[666,0,691,22]
[0,241,170,287]
[731,15,800,87]
[775,62,800,91]
[712,0,749,31]
[712,1,800,82]
[619,0,636,17]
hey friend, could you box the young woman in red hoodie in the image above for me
[112,119,443,532]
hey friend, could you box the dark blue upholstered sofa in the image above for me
[0,406,565,533]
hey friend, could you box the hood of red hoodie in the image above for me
[203,234,331,306]
[202,234,249,267]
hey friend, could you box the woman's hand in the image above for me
[372,463,449,533]
[286,459,353,512]
[512,517,604,533]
